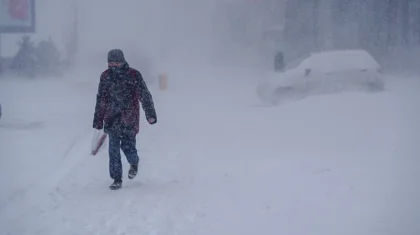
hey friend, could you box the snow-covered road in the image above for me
[0,68,419,235]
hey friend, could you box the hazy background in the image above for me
[1,0,286,78]
[1,1,420,234]
[2,0,419,79]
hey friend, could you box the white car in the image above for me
[256,49,384,104]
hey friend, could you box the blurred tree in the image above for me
[9,36,63,78]
[35,38,62,76]
[9,35,38,78]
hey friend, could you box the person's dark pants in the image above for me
[108,132,139,181]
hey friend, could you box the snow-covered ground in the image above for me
[0,67,419,235]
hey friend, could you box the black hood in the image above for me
[107,49,126,63]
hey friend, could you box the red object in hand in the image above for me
[8,0,29,21]
[91,133,107,155]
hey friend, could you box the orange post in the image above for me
[158,74,168,90]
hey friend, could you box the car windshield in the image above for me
[285,54,311,70]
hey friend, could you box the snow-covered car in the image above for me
[256,49,384,104]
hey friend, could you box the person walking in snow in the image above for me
[93,49,157,190]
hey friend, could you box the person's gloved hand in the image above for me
[147,117,157,125]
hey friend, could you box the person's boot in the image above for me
[128,164,138,179]
[109,179,122,190]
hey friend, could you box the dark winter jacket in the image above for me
[93,63,156,135]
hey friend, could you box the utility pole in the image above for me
[0,33,2,74]
[66,0,79,67]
